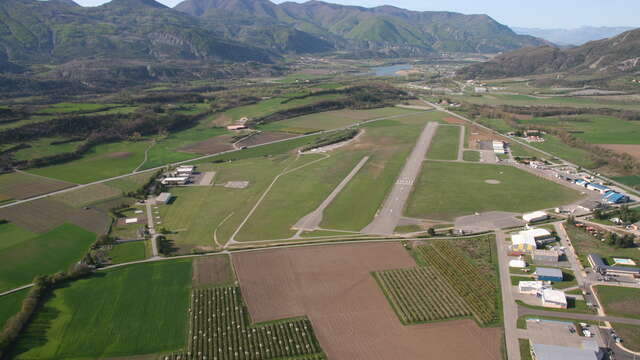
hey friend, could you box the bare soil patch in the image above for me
[211,113,232,127]
[180,135,234,155]
[600,144,640,161]
[192,255,233,287]
[468,125,509,150]
[444,116,467,125]
[233,242,502,360]
[0,172,74,199]
[236,132,297,147]
[105,152,132,159]
[0,198,109,234]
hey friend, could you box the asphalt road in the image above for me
[518,306,640,326]
[361,121,438,235]
[496,231,522,360]
[294,156,369,231]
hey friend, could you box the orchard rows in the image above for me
[164,287,324,360]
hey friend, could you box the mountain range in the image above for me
[0,0,545,71]
[513,26,635,46]
[459,28,640,79]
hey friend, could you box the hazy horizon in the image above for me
[68,0,640,29]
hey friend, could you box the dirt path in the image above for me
[361,122,438,235]
[145,197,159,258]
[458,124,465,161]
[134,140,155,172]
[293,156,370,234]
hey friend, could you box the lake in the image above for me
[371,64,412,76]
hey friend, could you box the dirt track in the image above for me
[232,242,501,360]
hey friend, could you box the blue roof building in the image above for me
[575,179,588,186]
[602,191,630,204]
[534,267,564,282]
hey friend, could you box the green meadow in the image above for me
[427,125,460,160]
[11,260,192,359]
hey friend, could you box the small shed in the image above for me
[227,124,247,131]
[534,267,563,282]
[156,192,172,204]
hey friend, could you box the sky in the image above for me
[72,0,640,29]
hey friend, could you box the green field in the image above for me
[321,112,446,231]
[51,183,123,207]
[453,94,640,111]
[36,102,125,114]
[28,141,151,183]
[222,92,344,122]
[564,223,640,267]
[106,172,155,193]
[257,107,417,133]
[13,138,84,162]
[0,221,37,251]
[594,286,640,319]
[612,323,640,352]
[140,126,229,170]
[519,339,533,360]
[0,223,96,292]
[11,260,192,359]
[427,125,460,160]
[0,289,28,329]
[158,155,293,251]
[463,150,481,162]
[529,135,596,168]
[406,162,584,221]
[109,241,148,264]
[518,115,640,145]
[613,175,640,187]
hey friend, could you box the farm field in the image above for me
[192,255,234,287]
[257,107,418,133]
[427,125,461,160]
[0,171,73,200]
[166,286,324,360]
[108,241,148,264]
[0,288,28,329]
[12,138,84,162]
[51,183,123,207]
[0,198,109,234]
[452,94,640,110]
[233,242,502,360]
[0,221,36,251]
[27,141,151,184]
[10,260,192,359]
[0,223,96,292]
[141,126,229,170]
[106,171,155,193]
[594,286,640,320]
[321,112,447,231]
[518,115,640,145]
[36,102,126,114]
[405,162,584,221]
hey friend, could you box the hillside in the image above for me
[513,26,635,46]
[175,0,546,55]
[460,28,640,79]
[0,0,275,66]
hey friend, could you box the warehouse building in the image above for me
[586,183,611,194]
[176,165,195,176]
[511,233,537,252]
[518,281,547,295]
[602,191,630,204]
[492,140,506,154]
[530,341,604,360]
[533,250,560,264]
[523,211,549,223]
[534,267,564,282]
[541,289,567,308]
[161,176,189,186]
[509,259,527,268]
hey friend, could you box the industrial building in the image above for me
[156,192,172,204]
[511,228,555,252]
[602,191,630,204]
[586,183,611,194]
[540,289,567,308]
[161,176,189,186]
[534,267,564,282]
[530,341,604,360]
[492,140,506,154]
[518,281,547,295]
[532,250,560,264]
[588,254,640,277]
[523,211,549,223]
[176,165,195,176]
[509,259,527,268]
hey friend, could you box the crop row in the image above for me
[164,287,323,360]
[375,267,471,324]
[415,241,498,325]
